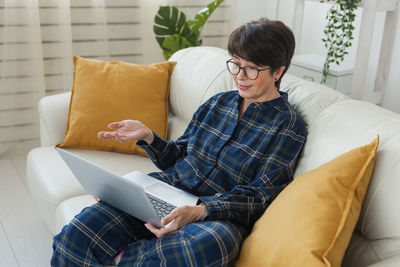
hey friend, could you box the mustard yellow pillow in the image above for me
[57,57,176,155]
[236,137,379,267]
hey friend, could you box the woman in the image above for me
[51,18,307,266]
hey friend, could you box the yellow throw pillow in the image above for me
[236,137,379,267]
[57,56,176,155]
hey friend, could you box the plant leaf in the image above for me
[161,34,194,60]
[154,6,193,48]
[188,0,224,32]
[320,0,357,84]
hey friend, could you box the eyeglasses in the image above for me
[226,59,271,80]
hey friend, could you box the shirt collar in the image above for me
[236,91,288,110]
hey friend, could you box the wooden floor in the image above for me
[0,156,53,267]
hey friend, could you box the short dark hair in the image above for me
[227,18,295,90]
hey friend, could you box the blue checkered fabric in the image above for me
[52,201,248,266]
[139,90,306,227]
[51,90,306,266]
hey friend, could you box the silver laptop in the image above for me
[56,148,199,228]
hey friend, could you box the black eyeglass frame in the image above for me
[226,59,272,80]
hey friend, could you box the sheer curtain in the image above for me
[0,0,232,157]
[0,0,97,157]
[140,0,168,64]
[0,0,45,156]
[85,0,111,61]
[53,0,74,93]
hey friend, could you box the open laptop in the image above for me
[56,148,199,228]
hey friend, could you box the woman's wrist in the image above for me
[143,130,154,145]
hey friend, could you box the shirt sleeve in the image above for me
[137,93,222,170]
[198,124,307,227]
[136,100,210,170]
[136,126,192,171]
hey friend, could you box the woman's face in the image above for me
[231,56,284,104]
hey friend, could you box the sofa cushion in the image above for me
[292,99,400,266]
[57,56,176,155]
[280,74,349,126]
[236,137,378,267]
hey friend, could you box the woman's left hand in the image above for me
[144,205,206,238]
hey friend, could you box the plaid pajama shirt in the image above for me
[51,90,306,266]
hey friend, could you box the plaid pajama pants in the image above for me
[51,201,249,267]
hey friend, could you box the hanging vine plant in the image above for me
[321,0,361,84]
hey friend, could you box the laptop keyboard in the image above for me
[146,194,176,218]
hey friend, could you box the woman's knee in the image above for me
[52,203,109,253]
[180,221,247,266]
[52,201,133,266]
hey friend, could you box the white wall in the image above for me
[232,0,400,114]
[231,0,278,29]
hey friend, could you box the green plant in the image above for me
[321,0,360,84]
[153,0,224,60]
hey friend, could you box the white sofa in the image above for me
[27,46,400,266]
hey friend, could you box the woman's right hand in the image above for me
[97,120,154,145]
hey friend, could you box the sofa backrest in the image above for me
[294,98,400,266]
[167,46,234,141]
[282,75,400,265]
[168,46,400,266]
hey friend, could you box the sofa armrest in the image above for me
[39,92,71,146]
[367,254,400,267]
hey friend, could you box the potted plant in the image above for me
[321,0,361,83]
[153,0,224,60]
